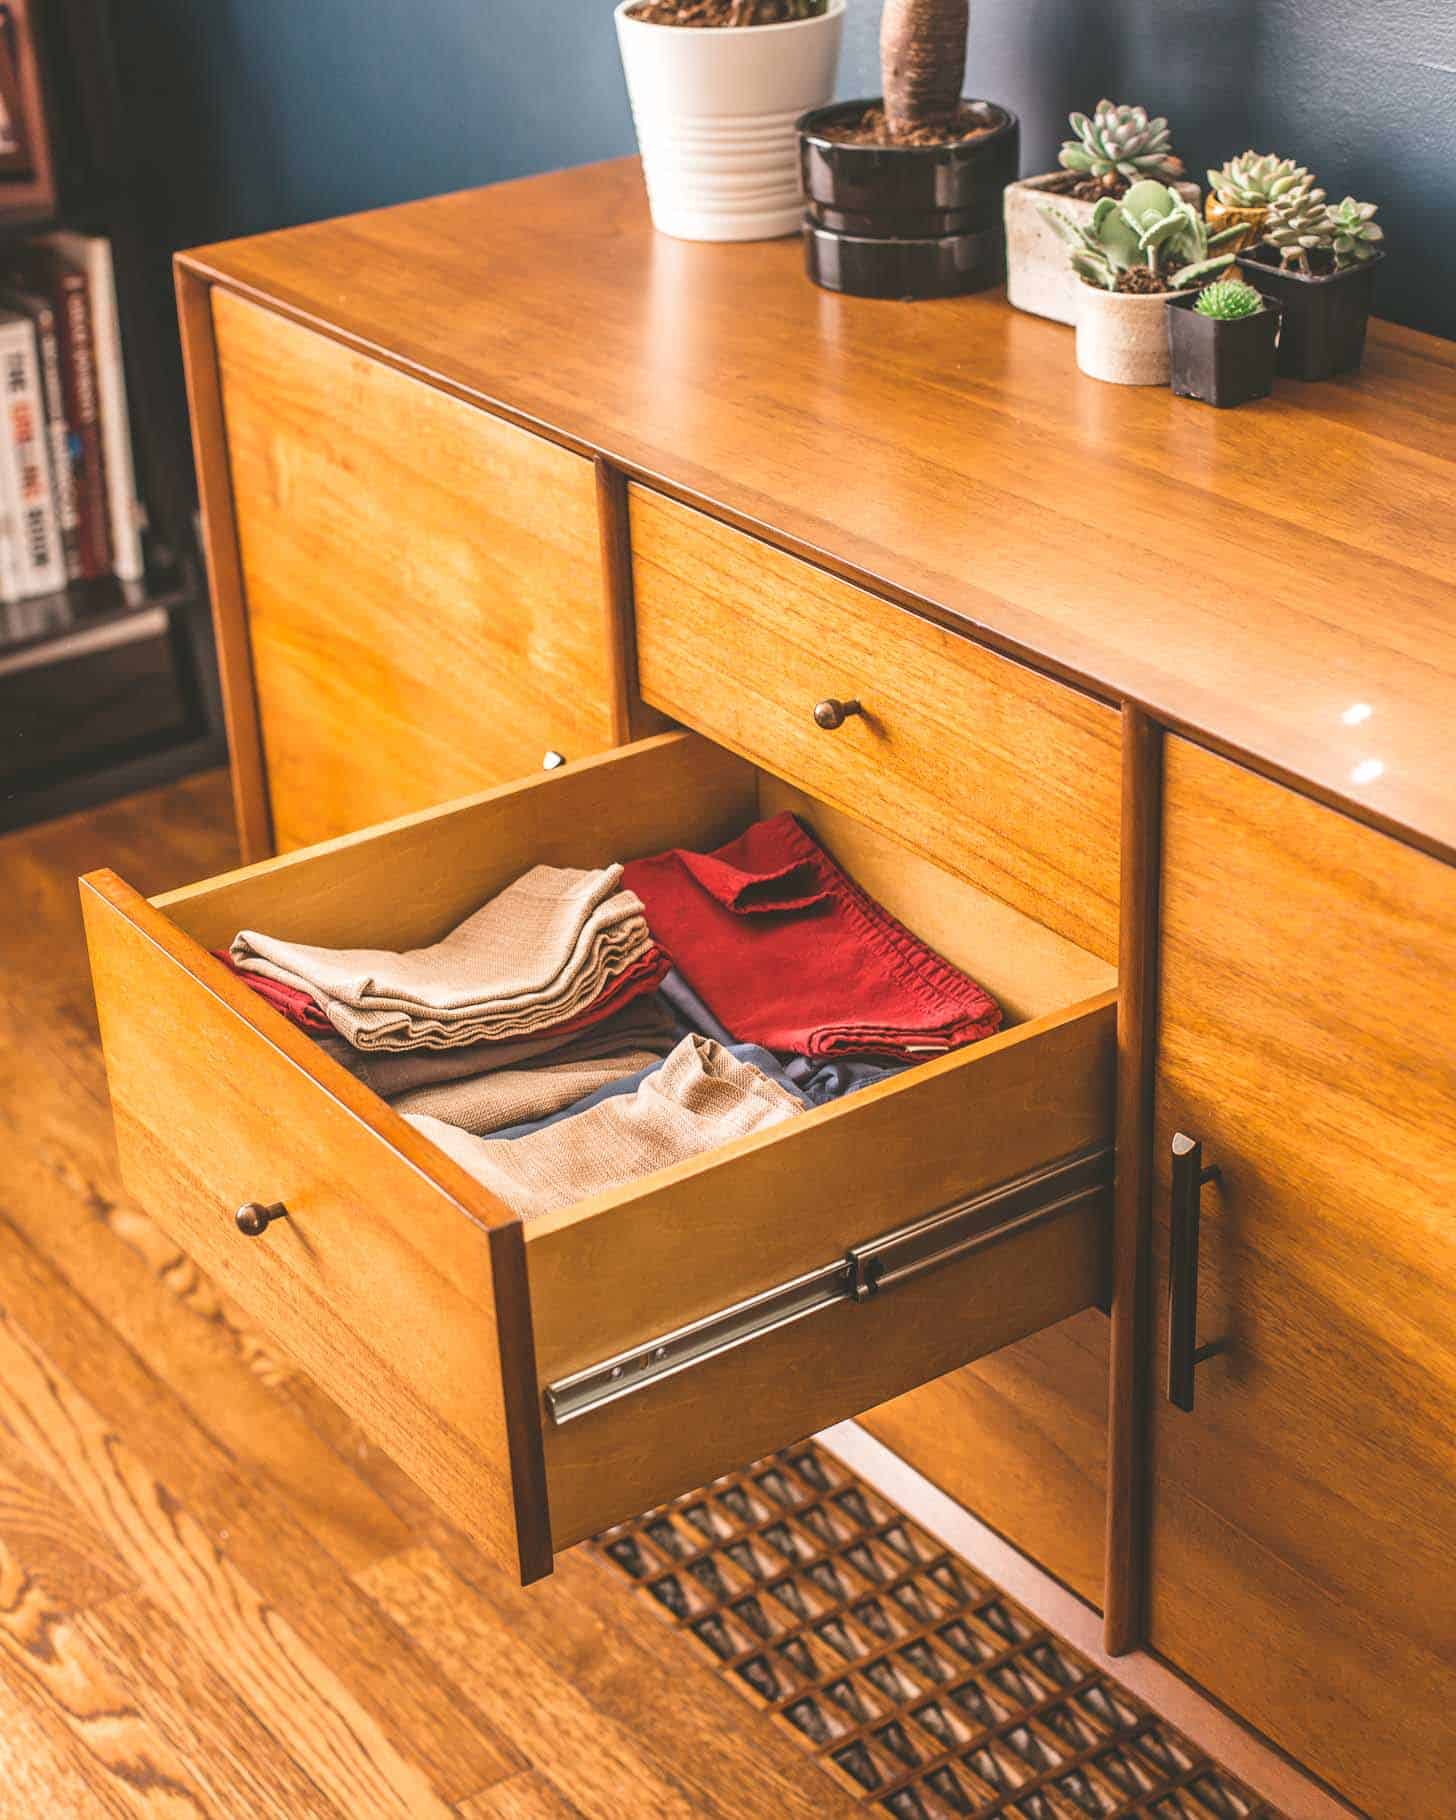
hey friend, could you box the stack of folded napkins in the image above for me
[228,863,668,1052]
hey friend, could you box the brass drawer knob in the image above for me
[542,750,567,770]
[236,1200,288,1237]
[812,697,862,731]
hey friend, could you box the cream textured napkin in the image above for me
[315,994,680,1098]
[391,1048,666,1135]
[231,864,652,1051]
[406,1035,803,1218]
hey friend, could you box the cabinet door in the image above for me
[208,288,615,853]
[1150,738,1456,1818]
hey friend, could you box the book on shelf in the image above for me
[0,232,149,602]
[40,232,145,583]
[0,302,62,597]
[0,280,81,580]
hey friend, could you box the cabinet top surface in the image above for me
[182,158,1456,862]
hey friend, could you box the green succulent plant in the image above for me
[1059,100,1183,186]
[1193,279,1264,319]
[1206,151,1311,209]
[1327,196,1383,267]
[1041,180,1240,293]
[1263,180,1332,272]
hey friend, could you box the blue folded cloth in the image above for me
[659,964,906,1108]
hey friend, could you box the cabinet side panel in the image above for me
[212,288,614,850]
[175,264,272,861]
[1149,737,1456,1816]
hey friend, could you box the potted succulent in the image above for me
[1204,151,1312,253]
[615,0,845,242]
[1004,101,1200,325]
[796,0,1019,298]
[1235,178,1384,380]
[1167,278,1282,408]
[1042,180,1240,384]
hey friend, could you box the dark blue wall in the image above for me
[122,0,1452,336]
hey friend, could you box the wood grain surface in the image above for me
[178,158,1456,863]
[90,726,1115,1566]
[633,488,1121,960]
[209,287,615,852]
[1148,738,1456,1820]
[1,769,864,1818]
[82,868,552,1585]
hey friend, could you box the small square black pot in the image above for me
[1166,292,1282,408]
[1235,247,1383,381]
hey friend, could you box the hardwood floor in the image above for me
[0,771,861,1818]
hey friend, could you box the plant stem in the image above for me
[880,0,968,138]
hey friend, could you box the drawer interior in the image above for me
[136,730,1116,1552]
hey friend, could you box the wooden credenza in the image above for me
[85,162,1455,1818]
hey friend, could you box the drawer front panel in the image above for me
[1149,739,1456,1818]
[81,869,550,1583]
[212,289,615,853]
[630,488,1121,960]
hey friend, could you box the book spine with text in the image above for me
[10,288,82,580]
[0,413,20,604]
[45,234,145,582]
[0,313,63,595]
[52,268,111,580]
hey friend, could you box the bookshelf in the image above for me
[0,0,226,834]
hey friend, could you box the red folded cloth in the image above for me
[212,949,332,1031]
[622,813,1002,1059]
[213,942,671,1045]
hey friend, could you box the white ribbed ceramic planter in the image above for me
[1006,174,1201,326]
[1074,284,1174,385]
[615,0,844,242]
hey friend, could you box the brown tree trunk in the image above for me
[880,0,968,139]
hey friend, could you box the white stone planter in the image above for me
[615,0,844,243]
[1005,173,1200,326]
[1074,284,1173,385]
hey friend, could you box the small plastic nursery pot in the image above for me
[1074,285,1174,386]
[1166,292,1283,408]
[1235,245,1384,380]
[797,98,1019,298]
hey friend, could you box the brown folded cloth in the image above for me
[314,992,679,1097]
[405,1035,803,1219]
[391,1048,666,1135]
[231,864,653,1052]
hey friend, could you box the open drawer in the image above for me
[82,731,1116,1584]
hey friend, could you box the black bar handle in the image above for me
[1167,1133,1224,1411]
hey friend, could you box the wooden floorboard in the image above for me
[0,770,863,1818]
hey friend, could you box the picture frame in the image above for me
[0,0,56,220]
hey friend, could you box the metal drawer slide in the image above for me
[544,1145,1111,1425]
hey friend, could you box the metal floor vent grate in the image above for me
[592,1442,1285,1820]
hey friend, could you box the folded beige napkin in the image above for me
[391,1048,666,1135]
[231,865,651,1051]
[316,994,679,1098]
[406,1035,803,1219]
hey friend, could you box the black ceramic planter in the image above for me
[1235,246,1384,380]
[797,98,1019,299]
[1166,292,1282,409]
